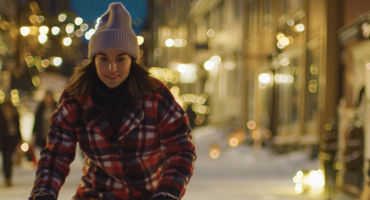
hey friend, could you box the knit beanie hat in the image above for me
[88,2,139,60]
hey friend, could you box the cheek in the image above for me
[122,64,131,74]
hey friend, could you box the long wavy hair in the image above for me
[66,58,159,99]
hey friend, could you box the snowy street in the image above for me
[0,126,357,200]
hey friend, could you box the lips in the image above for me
[106,75,119,80]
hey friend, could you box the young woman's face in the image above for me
[95,50,132,89]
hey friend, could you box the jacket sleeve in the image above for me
[29,91,77,199]
[153,84,197,199]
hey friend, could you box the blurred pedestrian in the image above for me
[0,95,23,187]
[29,2,196,200]
[32,90,57,149]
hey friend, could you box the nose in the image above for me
[108,63,118,71]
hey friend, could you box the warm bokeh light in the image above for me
[11,90,18,97]
[52,57,62,67]
[58,14,67,22]
[210,150,220,159]
[32,76,41,86]
[41,59,50,68]
[29,15,37,24]
[76,29,84,37]
[280,37,290,46]
[20,27,31,36]
[276,32,285,40]
[63,37,72,46]
[51,26,60,35]
[38,34,48,44]
[229,138,239,147]
[287,19,295,26]
[209,144,220,159]
[207,29,215,37]
[174,39,183,47]
[252,132,261,140]
[258,73,271,84]
[137,36,144,45]
[75,17,83,26]
[204,60,214,71]
[66,23,74,34]
[280,58,290,66]
[177,64,187,73]
[37,15,44,23]
[247,120,256,129]
[39,26,49,35]
[293,169,324,194]
[294,24,305,32]
[81,23,89,31]
[295,184,303,193]
[165,38,174,47]
[21,143,29,152]
[275,74,294,84]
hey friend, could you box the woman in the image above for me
[0,95,22,187]
[29,3,196,200]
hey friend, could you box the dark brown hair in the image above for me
[66,58,159,99]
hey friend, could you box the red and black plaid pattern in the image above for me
[30,80,196,200]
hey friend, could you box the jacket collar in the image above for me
[79,94,144,142]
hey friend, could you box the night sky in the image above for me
[69,0,148,35]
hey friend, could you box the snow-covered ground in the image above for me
[0,125,358,199]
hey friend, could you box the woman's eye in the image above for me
[100,57,107,62]
[117,57,125,62]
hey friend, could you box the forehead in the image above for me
[96,50,129,57]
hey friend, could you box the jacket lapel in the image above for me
[80,95,144,141]
[82,99,115,141]
[117,98,144,139]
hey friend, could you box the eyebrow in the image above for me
[96,53,128,57]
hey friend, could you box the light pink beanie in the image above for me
[88,2,139,60]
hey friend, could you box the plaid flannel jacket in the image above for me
[30,80,196,200]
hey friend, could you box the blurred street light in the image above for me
[204,60,214,71]
[63,37,72,46]
[207,29,215,37]
[66,23,74,34]
[58,14,67,22]
[39,26,49,35]
[258,73,272,84]
[51,26,60,35]
[52,57,62,67]
[137,36,144,45]
[81,23,89,31]
[75,17,83,26]
[294,24,305,32]
[20,27,30,36]
[38,34,48,44]
[165,38,174,47]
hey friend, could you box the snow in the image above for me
[0,125,358,199]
